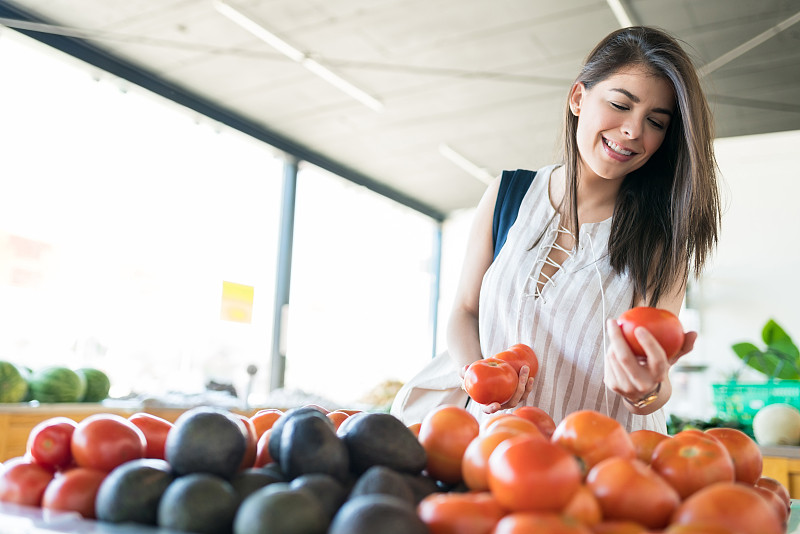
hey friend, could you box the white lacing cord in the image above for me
[532,226,575,303]
[586,231,612,417]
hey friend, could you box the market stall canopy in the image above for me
[0,0,798,216]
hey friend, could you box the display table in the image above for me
[0,501,799,533]
[762,446,800,499]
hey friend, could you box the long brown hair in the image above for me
[561,26,720,306]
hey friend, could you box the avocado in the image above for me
[165,407,247,480]
[233,486,327,534]
[230,467,283,502]
[279,412,349,482]
[95,458,175,525]
[157,473,239,534]
[258,462,287,481]
[349,465,414,505]
[289,473,347,521]
[268,406,331,461]
[339,413,426,474]
[401,472,440,505]
[328,494,427,534]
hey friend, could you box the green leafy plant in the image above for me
[732,319,800,380]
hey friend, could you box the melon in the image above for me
[77,368,111,402]
[752,403,800,446]
[0,361,28,403]
[29,366,86,403]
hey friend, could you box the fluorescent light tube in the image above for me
[439,144,494,185]
[213,0,383,112]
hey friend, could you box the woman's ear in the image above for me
[569,82,585,116]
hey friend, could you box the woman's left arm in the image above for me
[604,282,697,415]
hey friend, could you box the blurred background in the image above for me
[0,0,798,418]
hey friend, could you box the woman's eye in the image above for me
[610,102,628,110]
[648,118,665,130]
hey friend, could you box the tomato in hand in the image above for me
[418,405,480,485]
[495,344,539,378]
[551,410,635,473]
[42,467,107,519]
[512,406,556,438]
[128,413,173,461]
[71,414,146,472]
[417,491,506,534]
[0,459,55,506]
[704,427,762,484]
[671,482,784,534]
[464,358,517,405]
[650,431,734,499]
[617,306,684,360]
[488,434,582,512]
[585,456,680,529]
[26,417,77,471]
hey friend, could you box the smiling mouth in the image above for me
[603,137,635,156]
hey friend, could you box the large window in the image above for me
[0,28,441,409]
[287,164,439,407]
[0,30,282,403]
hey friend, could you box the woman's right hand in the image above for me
[460,362,535,414]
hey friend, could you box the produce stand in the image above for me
[1,500,799,533]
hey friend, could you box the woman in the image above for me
[447,26,721,432]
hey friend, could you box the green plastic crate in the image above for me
[712,381,800,426]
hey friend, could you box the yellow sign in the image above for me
[220,281,254,323]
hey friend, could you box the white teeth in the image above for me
[605,138,633,156]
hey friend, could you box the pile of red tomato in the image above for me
[414,404,791,534]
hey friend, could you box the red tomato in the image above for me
[326,411,349,431]
[755,476,791,512]
[751,483,789,525]
[488,434,582,512]
[628,429,670,465]
[512,406,556,438]
[235,414,258,470]
[704,427,762,485]
[0,459,55,506]
[26,417,77,471]
[493,512,591,534]
[585,456,680,529]
[591,521,649,534]
[551,410,635,473]
[254,428,273,468]
[482,414,543,438]
[663,523,741,533]
[71,414,146,472]
[650,431,734,499]
[461,430,517,491]
[671,482,784,534]
[417,491,506,534]
[128,413,173,460]
[41,467,106,519]
[408,423,421,437]
[250,409,283,440]
[418,405,480,485]
[495,344,540,378]
[617,306,684,360]
[463,358,517,405]
[562,484,602,526]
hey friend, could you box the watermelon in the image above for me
[77,367,111,402]
[29,366,86,403]
[0,361,28,403]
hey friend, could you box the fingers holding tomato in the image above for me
[617,307,685,362]
[464,358,517,406]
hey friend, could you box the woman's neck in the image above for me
[551,164,622,224]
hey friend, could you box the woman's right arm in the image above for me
[446,176,501,369]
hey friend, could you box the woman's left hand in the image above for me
[604,318,697,409]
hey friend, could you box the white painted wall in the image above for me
[438,129,800,420]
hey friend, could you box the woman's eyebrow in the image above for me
[610,87,673,116]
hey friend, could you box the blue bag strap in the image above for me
[492,169,537,260]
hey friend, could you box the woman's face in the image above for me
[569,64,675,182]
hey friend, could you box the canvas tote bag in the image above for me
[389,351,467,425]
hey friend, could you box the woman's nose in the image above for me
[621,118,643,139]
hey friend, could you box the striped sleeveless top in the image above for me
[471,164,667,433]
